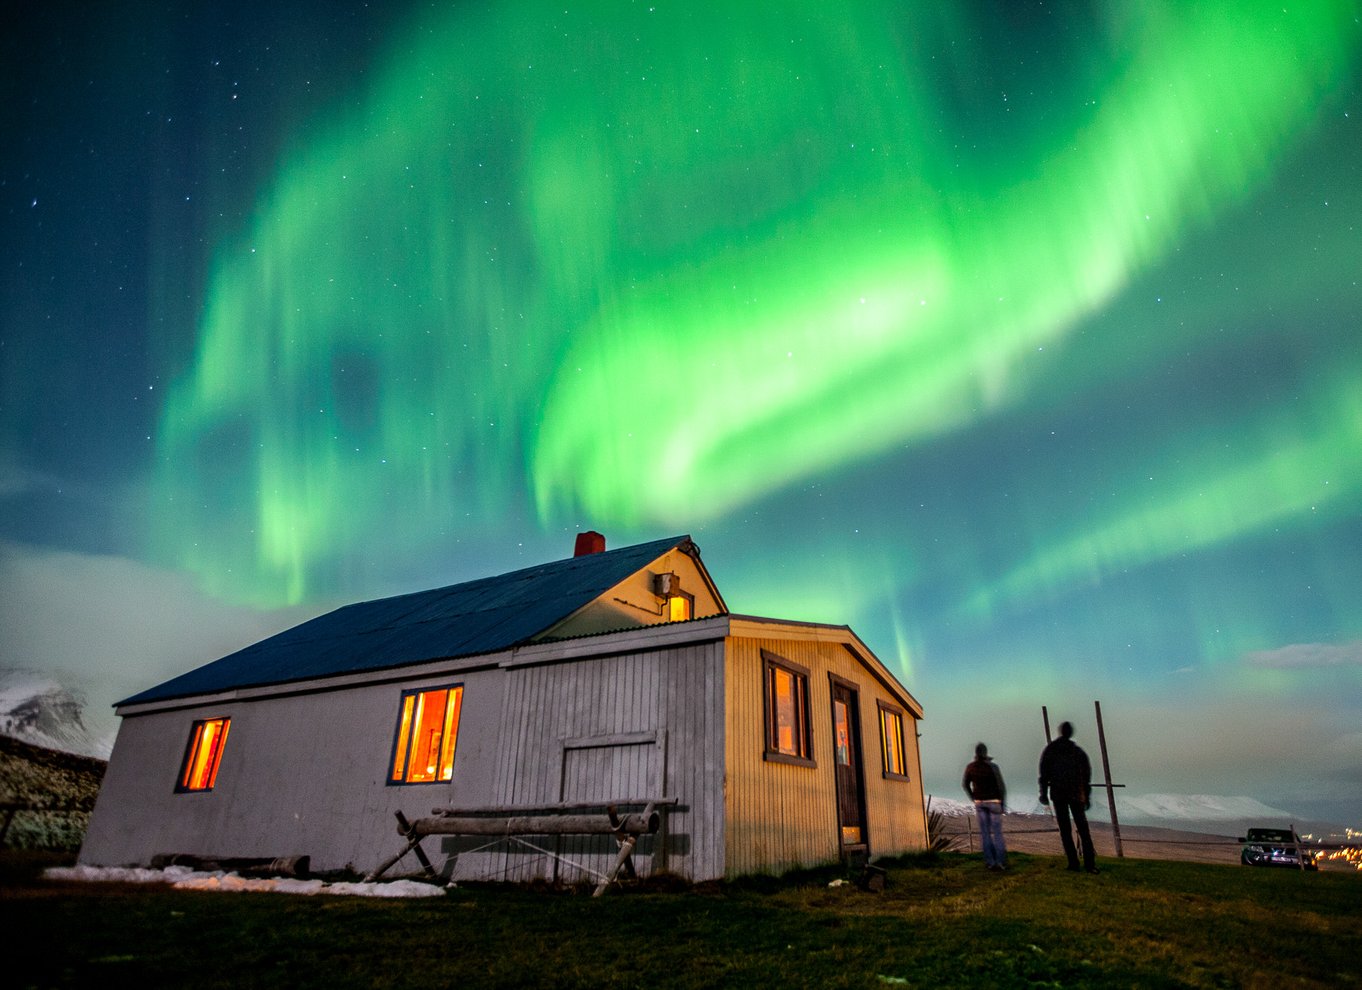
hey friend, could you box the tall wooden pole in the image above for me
[1094,700,1124,859]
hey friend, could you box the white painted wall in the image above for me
[80,667,508,874]
[80,636,730,882]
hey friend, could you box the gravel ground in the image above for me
[942,812,1307,868]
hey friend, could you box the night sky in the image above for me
[3,2,1360,823]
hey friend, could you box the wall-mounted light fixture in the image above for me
[654,572,692,621]
[653,572,682,597]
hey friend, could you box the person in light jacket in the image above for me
[962,742,1008,871]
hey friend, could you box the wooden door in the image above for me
[830,680,866,849]
[555,732,664,883]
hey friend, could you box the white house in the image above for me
[80,534,927,883]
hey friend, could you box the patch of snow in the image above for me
[172,873,328,895]
[325,879,447,898]
[44,865,447,898]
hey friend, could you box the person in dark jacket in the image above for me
[962,742,1008,870]
[1038,721,1097,873]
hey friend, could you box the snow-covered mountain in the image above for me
[928,792,1300,823]
[925,796,975,817]
[0,668,113,758]
[1113,793,1296,822]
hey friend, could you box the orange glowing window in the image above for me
[879,704,909,779]
[666,592,693,622]
[177,717,231,792]
[763,651,813,764]
[389,685,463,784]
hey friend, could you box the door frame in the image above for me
[556,730,668,882]
[828,673,869,856]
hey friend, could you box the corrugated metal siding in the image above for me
[447,641,727,884]
[80,669,511,874]
[724,636,926,877]
[84,621,919,885]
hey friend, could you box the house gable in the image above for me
[537,540,727,641]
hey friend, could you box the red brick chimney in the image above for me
[574,531,606,556]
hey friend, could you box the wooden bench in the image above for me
[367,798,675,895]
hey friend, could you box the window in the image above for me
[389,685,463,784]
[762,651,814,766]
[833,698,853,766]
[177,717,230,792]
[666,591,693,622]
[878,703,909,779]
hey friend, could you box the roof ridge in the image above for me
[341,534,691,608]
[117,534,695,707]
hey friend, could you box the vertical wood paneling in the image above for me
[555,741,659,884]
[446,643,726,884]
[724,636,926,877]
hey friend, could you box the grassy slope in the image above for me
[3,852,1358,989]
[0,735,106,850]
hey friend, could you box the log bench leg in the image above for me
[592,832,640,897]
[592,801,654,897]
[365,810,438,883]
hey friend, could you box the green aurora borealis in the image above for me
[7,0,1351,808]
[159,1,1360,620]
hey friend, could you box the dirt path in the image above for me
[944,813,1246,866]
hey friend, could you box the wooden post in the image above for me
[365,810,438,882]
[399,810,439,878]
[1094,700,1124,859]
[593,802,656,897]
[1041,705,1052,743]
[411,812,659,837]
[365,836,421,883]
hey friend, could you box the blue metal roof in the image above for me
[121,536,694,706]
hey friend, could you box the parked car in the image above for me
[1239,827,1319,869]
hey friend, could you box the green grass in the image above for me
[4,851,1358,989]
